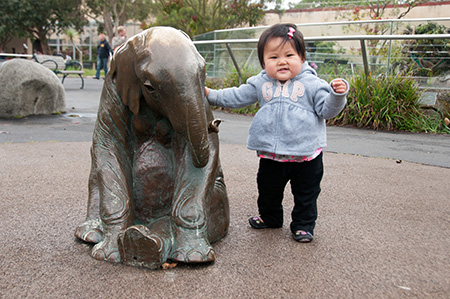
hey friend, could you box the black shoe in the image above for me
[293,230,313,242]
[94,77,99,80]
[248,216,268,229]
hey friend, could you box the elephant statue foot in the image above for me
[90,224,126,262]
[75,219,103,244]
[170,225,215,263]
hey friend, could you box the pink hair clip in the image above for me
[287,27,295,39]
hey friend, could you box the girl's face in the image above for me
[263,37,304,83]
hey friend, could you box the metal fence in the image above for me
[193,33,450,80]
[193,18,450,81]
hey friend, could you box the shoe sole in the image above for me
[293,231,313,242]
[248,217,268,229]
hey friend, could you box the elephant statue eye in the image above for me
[144,82,155,92]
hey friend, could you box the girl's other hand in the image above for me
[331,79,347,94]
[204,87,209,97]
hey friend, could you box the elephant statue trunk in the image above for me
[165,89,210,168]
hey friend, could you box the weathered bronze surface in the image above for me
[75,27,229,269]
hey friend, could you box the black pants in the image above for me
[256,153,323,234]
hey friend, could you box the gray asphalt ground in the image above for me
[1,77,449,298]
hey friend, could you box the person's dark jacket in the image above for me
[97,39,112,58]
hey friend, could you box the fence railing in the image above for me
[38,17,448,70]
[196,17,450,37]
[193,33,450,82]
[2,27,449,85]
[193,17,450,81]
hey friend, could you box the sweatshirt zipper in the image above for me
[273,82,285,153]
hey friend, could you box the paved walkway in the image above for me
[1,78,449,298]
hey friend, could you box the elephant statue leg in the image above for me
[90,163,134,262]
[169,138,226,263]
[90,149,134,262]
[207,165,230,243]
[170,172,229,263]
[74,147,103,244]
[77,84,134,263]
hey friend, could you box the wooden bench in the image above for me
[33,54,85,89]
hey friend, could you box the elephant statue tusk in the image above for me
[208,118,222,133]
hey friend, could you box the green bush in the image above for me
[210,66,261,115]
[329,75,450,134]
[222,65,258,88]
[316,60,355,77]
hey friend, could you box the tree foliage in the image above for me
[84,0,153,42]
[333,0,425,73]
[1,0,86,54]
[0,7,26,52]
[147,0,273,38]
[343,0,424,20]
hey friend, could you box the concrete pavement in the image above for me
[0,77,449,298]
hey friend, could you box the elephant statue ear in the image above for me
[110,35,142,115]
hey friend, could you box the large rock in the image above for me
[0,59,66,118]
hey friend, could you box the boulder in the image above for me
[0,59,66,118]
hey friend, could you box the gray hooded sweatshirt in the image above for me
[207,61,349,157]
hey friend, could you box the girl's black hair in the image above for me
[257,23,306,68]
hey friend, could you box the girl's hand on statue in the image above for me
[204,87,210,97]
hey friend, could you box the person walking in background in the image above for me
[205,23,349,243]
[95,33,112,80]
[112,26,128,51]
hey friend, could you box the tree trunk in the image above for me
[38,31,51,55]
[103,5,114,43]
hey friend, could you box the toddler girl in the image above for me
[205,23,349,242]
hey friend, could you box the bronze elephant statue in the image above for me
[75,27,229,269]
